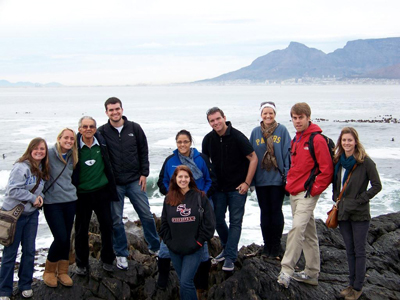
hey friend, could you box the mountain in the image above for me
[0,80,63,87]
[199,37,400,82]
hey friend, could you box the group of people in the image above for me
[0,99,381,300]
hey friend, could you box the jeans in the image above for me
[112,180,160,257]
[212,191,247,262]
[339,220,370,291]
[169,248,202,300]
[159,240,210,262]
[255,185,285,251]
[75,187,115,267]
[0,210,39,297]
[44,201,77,262]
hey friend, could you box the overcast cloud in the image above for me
[0,0,399,85]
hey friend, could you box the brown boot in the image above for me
[43,260,58,287]
[57,260,73,286]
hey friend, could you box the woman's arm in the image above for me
[197,194,216,246]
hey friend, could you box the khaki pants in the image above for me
[281,192,320,278]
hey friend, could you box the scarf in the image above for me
[177,148,203,181]
[260,121,278,171]
[334,153,357,187]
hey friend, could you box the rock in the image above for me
[10,212,400,299]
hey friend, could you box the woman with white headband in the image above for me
[249,101,291,259]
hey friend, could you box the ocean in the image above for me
[0,84,399,259]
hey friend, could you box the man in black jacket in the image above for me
[73,116,117,275]
[202,107,258,272]
[98,97,160,270]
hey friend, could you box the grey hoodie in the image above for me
[44,146,77,204]
[3,161,45,215]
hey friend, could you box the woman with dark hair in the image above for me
[333,127,381,300]
[157,130,216,294]
[249,101,291,258]
[159,165,215,300]
[0,138,49,299]
[42,128,79,288]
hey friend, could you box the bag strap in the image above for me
[43,155,70,194]
[336,164,357,204]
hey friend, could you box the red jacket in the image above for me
[285,122,333,196]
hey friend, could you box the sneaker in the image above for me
[277,272,291,288]
[222,258,234,271]
[340,286,353,297]
[103,262,114,272]
[149,249,160,256]
[75,266,87,276]
[291,270,318,286]
[22,289,33,298]
[0,296,11,300]
[116,256,128,270]
[214,250,225,262]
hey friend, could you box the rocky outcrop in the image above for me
[11,212,400,299]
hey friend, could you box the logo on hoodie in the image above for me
[172,204,196,223]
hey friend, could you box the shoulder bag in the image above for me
[0,176,41,246]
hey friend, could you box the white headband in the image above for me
[260,103,276,114]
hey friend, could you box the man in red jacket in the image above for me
[277,103,333,288]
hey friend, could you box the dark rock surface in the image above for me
[10,212,400,299]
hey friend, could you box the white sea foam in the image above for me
[367,148,400,160]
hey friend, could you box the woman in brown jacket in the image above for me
[333,127,382,300]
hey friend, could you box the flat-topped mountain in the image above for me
[198,37,400,82]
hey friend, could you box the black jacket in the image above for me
[98,116,150,185]
[72,132,119,202]
[159,189,216,256]
[202,122,254,192]
[333,156,382,221]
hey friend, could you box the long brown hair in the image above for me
[333,127,367,164]
[18,137,50,180]
[56,128,79,168]
[166,165,201,206]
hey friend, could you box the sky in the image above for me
[0,0,399,85]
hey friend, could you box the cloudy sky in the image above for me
[0,0,399,85]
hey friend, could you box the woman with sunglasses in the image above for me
[249,101,291,258]
[157,130,216,296]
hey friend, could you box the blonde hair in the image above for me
[56,128,79,168]
[333,127,367,164]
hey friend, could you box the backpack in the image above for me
[303,132,335,197]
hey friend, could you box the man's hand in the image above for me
[236,182,249,195]
[139,175,147,192]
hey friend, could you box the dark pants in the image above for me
[339,220,370,291]
[0,211,39,297]
[75,187,115,267]
[44,201,77,262]
[255,185,285,252]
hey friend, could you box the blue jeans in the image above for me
[0,210,39,297]
[169,248,202,300]
[213,191,246,261]
[43,201,76,262]
[339,220,370,291]
[159,240,210,262]
[112,180,160,257]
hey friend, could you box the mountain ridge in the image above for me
[198,37,400,82]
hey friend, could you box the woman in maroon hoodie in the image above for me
[159,165,215,300]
